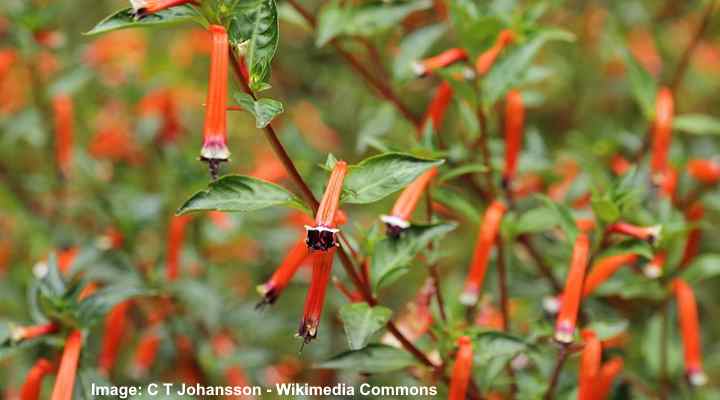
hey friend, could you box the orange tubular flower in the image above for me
[673,279,706,386]
[381,167,438,237]
[98,301,131,375]
[50,330,83,400]
[57,247,78,274]
[610,154,632,176]
[0,49,16,78]
[130,0,197,17]
[422,82,454,132]
[583,254,637,297]
[297,248,336,344]
[643,251,666,279]
[687,158,720,185]
[306,161,347,252]
[52,95,74,178]
[166,215,192,281]
[680,202,704,268]
[606,222,661,244]
[20,358,54,400]
[12,323,58,342]
[413,48,468,76]
[200,25,230,179]
[554,233,590,344]
[257,239,310,306]
[461,201,507,305]
[579,330,601,400]
[650,87,674,184]
[503,90,524,187]
[475,29,515,76]
[595,357,624,398]
[448,336,473,400]
[132,330,160,376]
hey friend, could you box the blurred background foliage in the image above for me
[1,0,720,399]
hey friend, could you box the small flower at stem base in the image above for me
[421,82,453,133]
[381,167,438,237]
[20,358,54,400]
[579,330,601,400]
[200,25,230,180]
[50,330,83,400]
[583,253,637,297]
[650,87,674,185]
[475,30,515,76]
[130,0,198,18]
[98,301,132,375]
[52,94,74,179]
[413,48,468,77]
[606,222,661,244]
[448,336,473,400]
[257,239,310,307]
[643,251,666,279]
[306,161,347,251]
[461,201,506,306]
[673,278,707,386]
[502,89,524,189]
[554,233,590,344]
[297,249,336,344]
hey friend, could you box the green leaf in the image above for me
[483,29,574,106]
[170,280,223,330]
[513,207,558,235]
[538,195,578,243]
[449,0,504,55]
[229,0,279,92]
[673,114,720,135]
[598,239,654,260]
[341,153,443,204]
[316,344,415,373]
[339,303,392,350]
[85,6,203,36]
[392,24,447,81]
[357,104,397,153]
[591,195,620,224]
[439,163,488,182]
[431,187,481,223]
[609,22,657,119]
[76,285,149,327]
[233,92,283,128]
[681,254,720,284]
[372,223,456,289]
[316,0,432,47]
[177,175,308,215]
[473,331,530,362]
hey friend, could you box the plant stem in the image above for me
[228,50,439,375]
[669,1,717,94]
[425,185,447,322]
[543,344,570,400]
[659,301,669,399]
[285,0,422,128]
[518,235,563,294]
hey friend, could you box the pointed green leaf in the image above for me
[339,303,392,350]
[681,254,720,284]
[233,92,283,128]
[372,223,457,289]
[674,114,720,135]
[538,195,578,243]
[76,285,150,327]
[316,344,415,373]
[483,29,574,106]
[177,175,308,214]
[229,0,279,92]
[85,6,203,36]
[341,153,443,204]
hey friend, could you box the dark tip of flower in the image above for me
[296,320,317,347]
[255,288,278,310]
[501,176,512,191]
[305,226,339,252]
[200,157,227,181]
[385,223,406,239]
[131,8,149,20]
